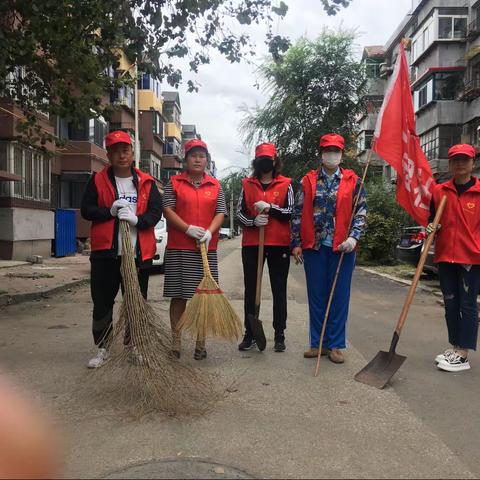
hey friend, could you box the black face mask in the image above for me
[257,157,274,173]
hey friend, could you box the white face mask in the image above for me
[322,151,342,168]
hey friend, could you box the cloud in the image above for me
[168,0,412,177]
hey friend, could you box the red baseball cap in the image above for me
[320,133,345,150]
[448,144,477,159]
[255,143,277,159]
[105,130,132,148]
[184,139,208,155]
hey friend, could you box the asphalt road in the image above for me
[0,237,477,478]
[290,258,480,477]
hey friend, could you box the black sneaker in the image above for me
[238,336,256,351]
[274,338,286,352]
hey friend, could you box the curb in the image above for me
[0,277,89,307]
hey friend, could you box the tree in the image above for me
[359,179,414,265]
[219,167,250,232]
[1,0,351,143]
[240,29,367,179]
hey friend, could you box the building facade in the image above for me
[358,0,480,181]
[161,91,183,183]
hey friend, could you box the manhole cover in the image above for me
[103,459,254,479]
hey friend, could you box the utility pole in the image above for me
[134,61,140,169]
[230,177,234,237]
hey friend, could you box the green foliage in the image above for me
[359,179,414,265]
[240,29,367,180]
[1,0,351,145]
[219,168,249,230]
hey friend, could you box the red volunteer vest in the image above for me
[241,175,292,247]
[166,172,220,251]
[300,168,358,252]
[433,177,480,264]
[90,166,156,261]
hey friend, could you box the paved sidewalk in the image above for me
[0,255,90,306]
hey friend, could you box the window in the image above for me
[420,126,461,160]
[412,15,435,61]
[365,59,381,79]
[434,72,463,100]
[1,143,50,201]
[438,16,467,39]
[414,77,435,111]
[153,112,163,136]
[89,118,107,148]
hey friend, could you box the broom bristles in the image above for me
[89,220,219,416]
[177,274,242,341]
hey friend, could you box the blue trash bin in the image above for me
[54,209,77,257]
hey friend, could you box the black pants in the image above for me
[90,257,149,348]
[242,245,290,340]
[438,262,480,351]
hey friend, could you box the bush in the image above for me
[359,179,413,265]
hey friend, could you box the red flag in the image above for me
[373,43,435,226]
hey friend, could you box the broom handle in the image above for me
[393,195,447,341]
[255,226,265,307]
[200,242,212,278]
[314,148,373,377]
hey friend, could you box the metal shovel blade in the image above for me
[247,313,266,351]
[354,350,407,389]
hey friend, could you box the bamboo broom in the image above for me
[93,220,218,416]
[177,242,242,342]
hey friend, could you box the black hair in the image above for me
[251,155,282,179]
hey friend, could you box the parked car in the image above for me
[219,227,232,239]
[396,226,426,265]
[151,219,168,273]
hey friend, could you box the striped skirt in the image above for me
[163,248,219,300]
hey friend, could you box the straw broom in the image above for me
[177,242,242,342]
[92,220,218,416]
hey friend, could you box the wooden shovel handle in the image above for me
[395,195,447,336]
[255,226,265,307]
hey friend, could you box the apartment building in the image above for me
[358,0,480,180]
[138,73,165,190]
[161,91,183,183]
[0,99,55,260]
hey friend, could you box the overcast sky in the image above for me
[168,0,413,177]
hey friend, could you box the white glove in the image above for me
[254,200,271,213]
[186,225,206,240]
[110,199,130,217]
[118,207,138,226]
[338,237,357,253]
[199,229,212,250]
[254,214,269,227]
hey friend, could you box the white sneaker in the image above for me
[435,348,455,363]
[437,352,470,372]
[87,348,109,369]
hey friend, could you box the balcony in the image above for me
[467,17,480,39]
[458,78,480,102]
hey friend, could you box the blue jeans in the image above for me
[303,247,356,349]
[438,263,480,351]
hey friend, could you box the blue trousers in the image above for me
[303,247,356,349]
[438,263,480,351]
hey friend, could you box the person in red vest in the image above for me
[429,144,480,372]
[163,139,227,360]
[81,130,162,368]
[237,142,294,352]
[291,133,367,364]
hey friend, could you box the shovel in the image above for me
[247,225,267,351]
[354,195,447,389]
